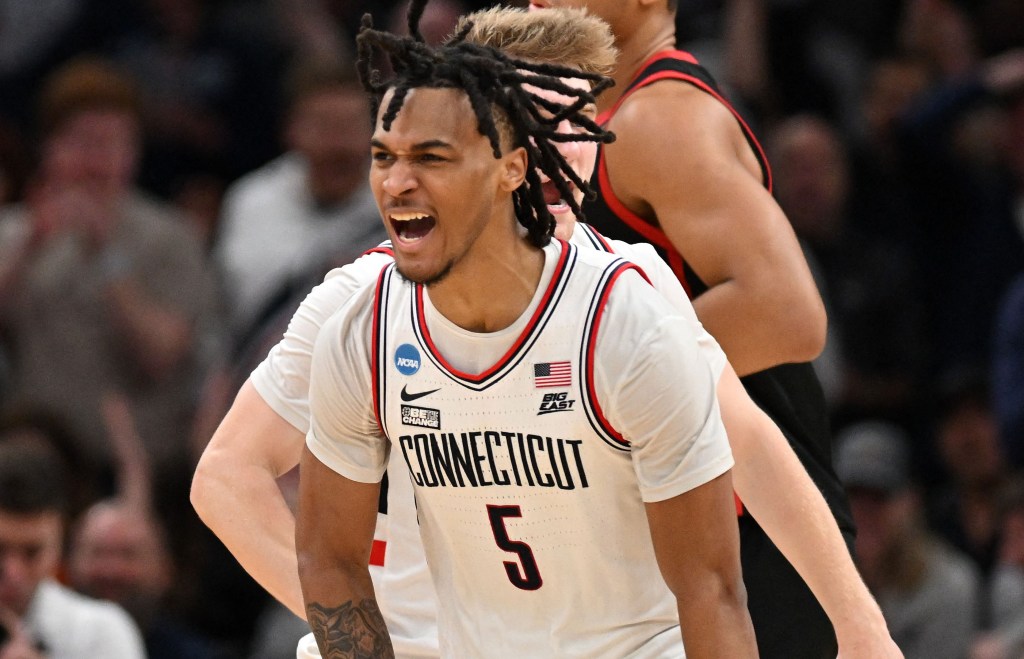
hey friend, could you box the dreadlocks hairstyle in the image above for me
[356,0,615,248]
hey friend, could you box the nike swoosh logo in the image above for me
[400,385,441,402]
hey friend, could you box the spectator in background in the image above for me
[0,439,146,658]
[213,56,382,342]
[972,479,1024,659]
[768,114,926,426]
[928,371,1008,577]
[0,409,100,523]
[68,499,225,659]
[0,57,221,493]
[846,54,933,248]
[109,0,283,198]
[893,36,1024,374]
[836,420,981,659]
[0,0,153,128]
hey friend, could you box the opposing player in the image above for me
[528,1,863,656]
[194,5,896,658]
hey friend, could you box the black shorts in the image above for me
[740,513,854,659]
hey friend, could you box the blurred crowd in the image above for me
[0,0,1020,657]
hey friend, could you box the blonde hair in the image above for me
[456,7,618,77]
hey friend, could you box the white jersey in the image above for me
[252,227,727,659]
[307,240,733,657]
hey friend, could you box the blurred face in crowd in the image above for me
[848,487,915,576]
[42,109,140,202]
[68,504,171,625]
[861,59,931,144]
[287,87,372,207]
[769,117,848,244]
[938,402,1004,488]
[0,510,62,616]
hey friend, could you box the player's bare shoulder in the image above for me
[609,81,750,167]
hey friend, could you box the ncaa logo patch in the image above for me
[394,343,421,375]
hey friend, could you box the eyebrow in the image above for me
[371,138,455,151]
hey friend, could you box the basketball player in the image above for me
[527,1,870,656]
[296,14,756,657]
[194,6,896,659]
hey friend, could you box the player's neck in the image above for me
[426,230,546,334]
[599,20,677,113]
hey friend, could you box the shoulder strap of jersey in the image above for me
[575,223,614,253]
[579,259,647,451]
[363,241,394,258]
[598,49,772,192]
[371,263,396,437]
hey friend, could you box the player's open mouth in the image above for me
[542,180,571,215]
[390,211,437,243]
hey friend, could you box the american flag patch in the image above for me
[534,361,572,388]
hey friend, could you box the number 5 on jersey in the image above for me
[487,505,543,591]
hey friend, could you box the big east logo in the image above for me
[538,391,575,415]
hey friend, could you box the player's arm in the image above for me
[646,471,757,657]
[600,275,755,656]
[297,446,392,658]
[605,84,826,375]
[297,292,393,657]
[717,364,903,658]
[190,380,306,618]
[191,253,392,618]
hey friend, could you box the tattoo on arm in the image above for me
[307,600,395,659]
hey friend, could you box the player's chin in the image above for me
[395,256,453,288]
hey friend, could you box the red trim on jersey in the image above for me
[596,155,675,252]
[595,50,773,301]
[364,245,395,258]
[584,262,644,448]
[666,251,692,298]
[735,493,745,517]
[369,539,386,567]
[587,226,654,286]
[597,49,699,125]
[370,268,389,435]
[414,240,571,384]
[613,67,773,193]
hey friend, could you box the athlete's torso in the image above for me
[584,50,854,534]
[371,242,692,658]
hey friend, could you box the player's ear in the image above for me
[499,146,528,193]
